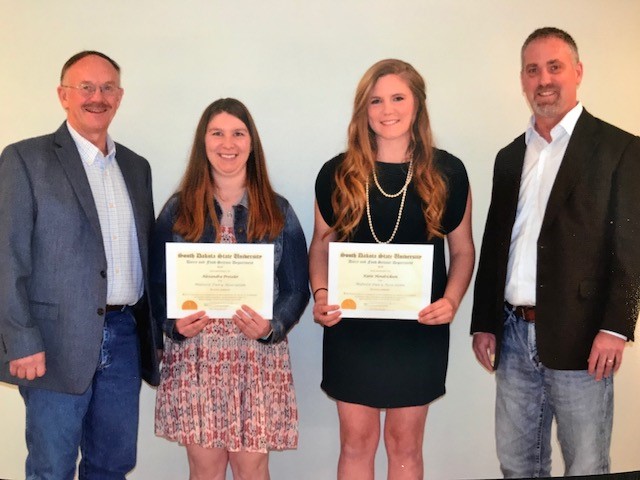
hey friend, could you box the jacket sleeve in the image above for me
[601,135,640,339]
[470,155,510,336]
[149,197,186,341]
[0,144,45,360]
[264,202,310,343]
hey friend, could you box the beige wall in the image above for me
[1,1,639,478]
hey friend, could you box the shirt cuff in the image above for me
[260,328,274,341]
[600,329,627,341]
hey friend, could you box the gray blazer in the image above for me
[0,123,161,394]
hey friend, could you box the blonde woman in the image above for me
[309,59,474,479]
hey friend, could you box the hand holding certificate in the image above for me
[166,243,274,319]
[328,242,434,320]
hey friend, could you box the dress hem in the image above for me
[321,385,446,409]
[154,433,298,454]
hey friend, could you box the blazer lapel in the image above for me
[500,135,527,221]
[541,110,598,230]
[53,124,104,241]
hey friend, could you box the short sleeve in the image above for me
[436,149,469,234]
[314,154,344,227]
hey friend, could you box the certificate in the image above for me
[328,242,433,320]
[165,243,274,319]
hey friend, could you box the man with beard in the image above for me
[0,51,161,479]
[471,27,640,477]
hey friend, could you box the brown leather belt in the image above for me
[506,302,536,322]
[106,304,126,312]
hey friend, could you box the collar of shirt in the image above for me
[237,190,249,209]
[66,121,116,166]
[524,102,584,145]
[215,190,250,211]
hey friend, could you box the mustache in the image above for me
[535,85,559,95]
[83,102,110,109]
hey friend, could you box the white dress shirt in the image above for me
[504,103,583,306]
[67,122,143,305]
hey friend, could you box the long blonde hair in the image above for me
[331,59,447,240]
[173,98,284,242]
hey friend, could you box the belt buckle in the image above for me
[516,305,535,322]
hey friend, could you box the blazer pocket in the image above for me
[29,301,59,321]
[578,280,599,298]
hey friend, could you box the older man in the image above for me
[0,51,161,479]
[471,27,640,477]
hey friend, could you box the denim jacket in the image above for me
[150,193,310,344]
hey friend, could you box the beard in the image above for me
[530,85,563,118]
[532,99,563,118]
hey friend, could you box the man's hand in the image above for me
[588,331,625,381]
[472,333,496,373]
[9,352,46,380]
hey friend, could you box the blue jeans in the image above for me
[19,309,141,480]
[495,306,612,478]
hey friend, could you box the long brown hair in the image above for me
[331,59,447,240]
[173,98,284,242]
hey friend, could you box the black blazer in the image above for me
[471,109,640,370]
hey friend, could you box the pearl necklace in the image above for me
[372,158,413,198]
[365,160,413,244]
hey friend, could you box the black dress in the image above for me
[315,150,469,407]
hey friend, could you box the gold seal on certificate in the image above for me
[165,243,274,319]
[328,242,433,320]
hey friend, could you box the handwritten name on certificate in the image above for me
[166,243,274,319]
[328,242,433,320]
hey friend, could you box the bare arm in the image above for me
[419,190,475,325]
[308,201,341,326]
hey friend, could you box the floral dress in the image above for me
[155,208,298,452]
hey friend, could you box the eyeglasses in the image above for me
[60,82,122,98]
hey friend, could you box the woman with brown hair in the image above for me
[309,59,474,479]
[152,98,309,479]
